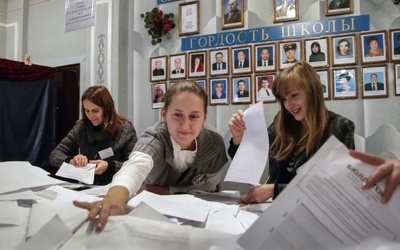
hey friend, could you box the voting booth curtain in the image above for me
[0,58,56,168]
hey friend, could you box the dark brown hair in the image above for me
[79,85,129,136]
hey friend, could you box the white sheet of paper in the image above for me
[60,214,239,250]
[27,200,88,237]
[0,190,37,201]
[0,206,31,250]
[56,162,96,184]
[33,185,99,202]
[128,201,173,224]
[238,136,400,250]
[224,101,269,185]
[235,209,259,230]
[0,161,67,194]
[0,201,21,225]
[205,210,246,235]
[17,215,72,250]
[127,191,211,222]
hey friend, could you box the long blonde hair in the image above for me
[271,61,329,160]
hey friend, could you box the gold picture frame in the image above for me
[273,0,299,23]
[221,0,245,30]
[325,0,353,16]
[179,1,200,36]
[361,65,388,99]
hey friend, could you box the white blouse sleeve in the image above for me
[110,151,153,197]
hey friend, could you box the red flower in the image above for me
[163,23,171,32]
[158,10,163,16]
[162,19,169,24]
[153,18,160,23]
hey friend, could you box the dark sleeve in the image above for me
[112,123,138,173]
[318,113,355,152]
[338,119,355,150]
[227,138,239,159]
[274,183,287,199]
[49,125,80,168]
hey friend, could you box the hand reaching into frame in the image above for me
[349,150,400,203]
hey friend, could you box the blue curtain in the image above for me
[0,59,55,168]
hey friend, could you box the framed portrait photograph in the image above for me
[316,69,331,100]
[361,65,388,99]
[389,28,400,62]
[273,0,299,23]
[254,74,276,103]
[278,40,302,70]
[395,64,400,96]
[332,68,358,100]
[254,43,276,72]
[179,1,200,36]
[169,53,187,80]
[304,37,329,68]
[151,82,167,109]
[231,45,252,74]
[150,56,167,82]
[209,48,230,76]
[360,30,388,64]
[325,0,353,16]
[231,75,252,104]
[188,50,207,78]
[331,34,357,66]
[194,79,207,91]
[221,0,244,30]
[209,77,229,105]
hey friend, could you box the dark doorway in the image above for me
[53,64,80,145]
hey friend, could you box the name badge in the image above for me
[98,147,114,159]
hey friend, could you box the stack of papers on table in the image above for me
[237,136,400,250]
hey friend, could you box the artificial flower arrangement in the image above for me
[141,7,176,45]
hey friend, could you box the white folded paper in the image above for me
[56,162,95,184]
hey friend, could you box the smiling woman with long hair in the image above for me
[228,61,355,204]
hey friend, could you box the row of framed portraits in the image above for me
[151,63,400,109]
[151,29,400,82]
[196,0,354,31]
[177,0,353,36]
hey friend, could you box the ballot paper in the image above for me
[238,136,400,250]
[224,101,270,185]
[56,162,96,184]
